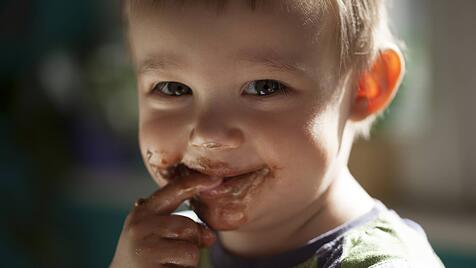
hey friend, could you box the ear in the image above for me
[349,48,404,121]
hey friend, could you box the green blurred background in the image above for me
[1,0,475,267]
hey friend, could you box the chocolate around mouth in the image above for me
[157,163,268,182]
[222,170,258,181]
[157,163,190,181]
[197,167,271,200]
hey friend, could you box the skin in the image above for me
[110,170,220,267]
[111,1,404,266]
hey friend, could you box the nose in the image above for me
[188,107,244,151]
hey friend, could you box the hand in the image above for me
[110,171,222,268]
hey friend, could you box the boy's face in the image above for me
[130,1,354,231]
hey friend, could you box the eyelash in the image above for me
[150,79,290,98]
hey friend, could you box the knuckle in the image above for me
[126,222,142,239]
[155,241,200,268]
[182,243,200,264]
[124,209,151,233]
[176,226,195,239]
[123,217,139,236]
[174,215,196,228]
[125,218,148,239]
[125,208,142,226]
[170,216,199,238]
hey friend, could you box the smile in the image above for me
[198,167,270,199]
[154,161,271,199]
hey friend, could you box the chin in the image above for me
[206,219,244,231]
[192,199,249,231]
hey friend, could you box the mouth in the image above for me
[156,163,192,181]
[198,167,270,199]
[158,162,266,181]
[156,162,270,198]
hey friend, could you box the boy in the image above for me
[111,0,445,267]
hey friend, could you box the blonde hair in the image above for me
[334,0,398,139]
[123,0,400,139]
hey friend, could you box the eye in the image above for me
[151,82,192,96]
[243,79,289,97]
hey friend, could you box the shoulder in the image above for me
[338,209,445,268]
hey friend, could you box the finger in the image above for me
[145,170,223,215]
[136,239,201,268]
[130,215,200,242]
[129,215,216,248]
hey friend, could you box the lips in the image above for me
[222,170,256,181]
[157,162,265,181]
[155,162,270,199]
[183,161,266,178]
[198,167,270,199]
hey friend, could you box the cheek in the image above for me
[138,115,188,184]
[248,109,340,212]
[251,106,337,178]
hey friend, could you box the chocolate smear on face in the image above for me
[158,163,194,181]
[176,163,191,178]
[146,149,153,161]
[158,164,178,180]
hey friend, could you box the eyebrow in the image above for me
[235,48,308,76]
[137,52,184,74]
[137,48,308,77]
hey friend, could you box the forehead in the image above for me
[126,0,326,21]
[127,0,338,79]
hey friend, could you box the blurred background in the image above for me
[1,0,475,267]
